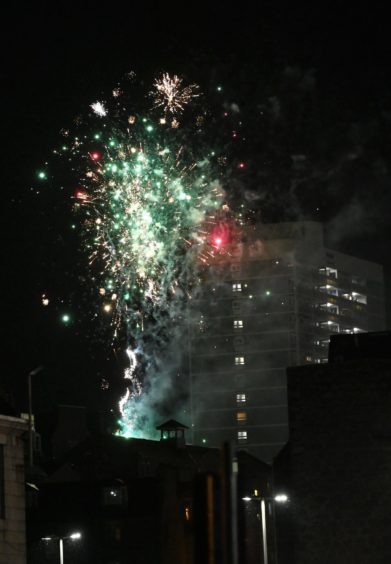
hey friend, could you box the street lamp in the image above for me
[28,365,43,467]
[42,532,82,564]
[242,493,288,564]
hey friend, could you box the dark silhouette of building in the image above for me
[27,415,275,564]
[274,331,391,564]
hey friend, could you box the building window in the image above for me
[232,283,242,292]
[319,267,338,279]
[236,393,246,404]
[238,431,247,442]
[235,373,246,386]
[320,303,339,315]
[320,321,340,332]
[233,336,245,350]
[319,285,339,296]
[235,356,245,365]
[236,411,247,424]
[233,320,243,329]
[351,292,367,304]
[316,339,329,348]
[342,292,367,304]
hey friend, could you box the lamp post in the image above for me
[28,365,43,468]
[42,532,81,564]
[242,494,288,564]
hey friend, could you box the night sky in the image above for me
[2,2,391,414]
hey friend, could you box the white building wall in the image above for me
[0,415,27,564]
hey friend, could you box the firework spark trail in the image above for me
[118,346,141,416]
[41,72,239,439]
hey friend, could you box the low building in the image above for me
[0,404,28,564]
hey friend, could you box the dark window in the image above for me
[104,520,122,544]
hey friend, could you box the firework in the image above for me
[41,72,238,438]
[151,73,200,115]
[90,101,108,117]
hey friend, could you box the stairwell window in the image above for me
[236,411,247,424]
[236,393,246,404]
[238,430,247,442]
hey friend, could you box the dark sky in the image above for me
[2,2,391,411]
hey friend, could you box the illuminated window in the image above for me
[351,292,367,304]
[305,355,312,362]
[232,283,242,292]
[236,393,246,404]
[319,303,339,315]
[319,285,339,296]
[320,320,339,332]
[322,267,338,279]
[233,320,243,329]
[236,411,247,423]
[342,292,367,304]
[238,430,247,442]
[235,356,245,365]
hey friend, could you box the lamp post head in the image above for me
[41,532,82,542]
[29,365,44,377]
[274,494,288,503]
[242,493,289,503]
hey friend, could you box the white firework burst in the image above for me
[91,101,107,117]
[152,73,200,115]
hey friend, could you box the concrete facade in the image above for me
[189,221,386,462]
[275,352,391,564]
[0,415,27,564]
